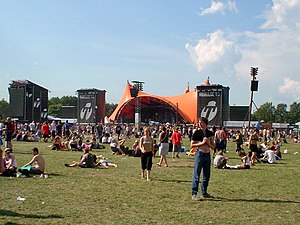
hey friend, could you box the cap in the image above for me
[5,148,12,153]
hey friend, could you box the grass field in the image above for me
[0,137,299,225]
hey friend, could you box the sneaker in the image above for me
[64,163,70,167]
[191,194,201,201]
[202,193,215,199]
[176,155,180,158]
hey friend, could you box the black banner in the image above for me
[197,88,222,126]
[78,91,96,123]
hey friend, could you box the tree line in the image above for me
[0,97,299,124]
[251,102,300,124]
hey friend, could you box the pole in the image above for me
[176,103,178,126]
[248,88,254,130]
[248,67,258,131]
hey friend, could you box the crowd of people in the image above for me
[0,116,296,201]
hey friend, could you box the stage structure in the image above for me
[77,89,106,124]
[8,80,49,122]
[109,79,230,126]
[196,82,230,126]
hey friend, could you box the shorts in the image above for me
[238,165,250,169]
[250,144,258,152]
[172,144,181,153]
[5,133,12,142]
[158,143,169,156]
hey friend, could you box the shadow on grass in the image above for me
[157,179,191,183]
[171,165,194,168]
[0,209,63,219]
[4,222,22,225]
[216,197,300,204]
[48,173,62,177]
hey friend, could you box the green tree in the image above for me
[60,96,77,106]
[105,103,118,117]
[48,104,62,117]
[48,96,77,117]
[49,97,61,106]
[288,102,300,124]
[252,102,275,124]
[274,103,288,123]
[0,98,9,119]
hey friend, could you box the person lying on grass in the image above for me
[64,148,96,168]
[225,150,250,169]
[96,155,118,168]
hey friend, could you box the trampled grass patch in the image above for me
[1,138,299,224]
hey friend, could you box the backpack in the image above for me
[85,153,96,168]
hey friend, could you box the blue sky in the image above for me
[1,0,299,108]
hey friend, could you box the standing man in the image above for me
[3,117,15,149]
[191,117,215,201]
[214,126,226,156]
[171,126,182,158]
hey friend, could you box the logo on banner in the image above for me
[201,101,218,122]
[34,98,41,108]
[41,108,48,119]
[80,103,93,120]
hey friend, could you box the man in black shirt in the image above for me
[191,117,215,201]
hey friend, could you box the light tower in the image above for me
[248,67,259,130]
[132,80,145,131]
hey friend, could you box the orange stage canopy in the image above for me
[109,82,198,124]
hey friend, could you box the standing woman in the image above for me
[248,128,260,165]
[139,127,154,181]
[156,126,169,167]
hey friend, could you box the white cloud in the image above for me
[261,0,300,30]
[199,1,238,16]
[279,78,300,101]
[185,30,241,75]
[187,0,300,105]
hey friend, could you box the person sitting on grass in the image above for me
[68,136,79,151]
[119,138,129,155]
[109,136,125,155]
[51,136,62,150]
[96,155,118,168]
[186,147,197,156]
[18,147,45,177]
[213,150,228,169]
[64,148,96,168]
[131,140,141,157]
[1,148,17,177]
[226,150,250,169]
[260,149,276,164]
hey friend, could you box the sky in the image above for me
[0,0,299,108]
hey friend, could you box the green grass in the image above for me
[0,138,299,225]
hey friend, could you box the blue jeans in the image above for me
[29,168,44,175]
[191,151,211,196]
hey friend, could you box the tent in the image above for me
[109,82,198,124]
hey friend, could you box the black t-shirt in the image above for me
[116,126,122,134]
[4,122,14,134]
[192,129,214,142]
